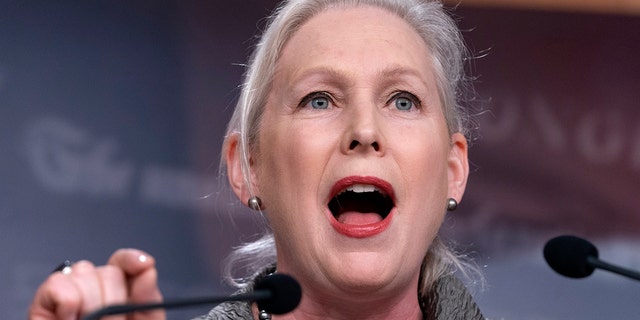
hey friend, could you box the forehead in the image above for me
[275,6,434,83]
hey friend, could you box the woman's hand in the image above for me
[28,249,165,320]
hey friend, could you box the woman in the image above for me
[29,0,483,319]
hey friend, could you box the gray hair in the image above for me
[222,0,478,294]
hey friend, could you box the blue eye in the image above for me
[300,92,332,110]
[389,91,421,112]
[310,96,329,109]
[394,97,413,111]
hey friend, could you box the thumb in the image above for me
[107,248,165,320]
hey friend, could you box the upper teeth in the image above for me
[340,184,380,194]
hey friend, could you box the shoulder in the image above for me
[191,300,253,320]
[426,275,485,320]
[191,265,276,320]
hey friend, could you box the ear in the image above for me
[225,133,253,206]
[447,133,469,203]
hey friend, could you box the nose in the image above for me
[342,104,385,155]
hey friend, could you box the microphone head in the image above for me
[544,235,598,278]
[255,273,302,315]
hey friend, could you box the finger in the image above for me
[107,248,155,277]
[107,248,162,303]
[96,264,127,304]
[129,267,165,320]
[29,272,82,320]
[107,249,165,320]
[67,260,105,315]
[95,265,128,320]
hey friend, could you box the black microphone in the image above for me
[544,235,640,281]
[82,273,302,320]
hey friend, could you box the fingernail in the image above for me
[138,254,148,263]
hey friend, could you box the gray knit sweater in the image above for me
[192,268,484,320]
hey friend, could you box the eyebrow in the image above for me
[378,65,424,79]
[376,65,431,88]
[292,67,352,87]
[293,64,430,88]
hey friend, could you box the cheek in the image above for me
[393,127,449,183]
[255,121,336,255]
[391,126,451,229]
[255,121,335,206]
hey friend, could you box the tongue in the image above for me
[337,211,383,225]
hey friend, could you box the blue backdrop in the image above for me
[1,1,639,319]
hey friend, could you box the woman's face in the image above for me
[247,6,468,296]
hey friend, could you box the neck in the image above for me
[270,282,423,320]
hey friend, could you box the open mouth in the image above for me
[328,183,394,225]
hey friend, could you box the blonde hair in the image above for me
[222,0,478,294]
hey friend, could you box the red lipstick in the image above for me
[327,176,395,238]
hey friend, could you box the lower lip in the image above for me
[328,209,394,238]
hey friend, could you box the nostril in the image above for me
[348,140,380,152]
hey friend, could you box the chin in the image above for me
[326,252,406,293]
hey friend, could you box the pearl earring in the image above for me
[447,198,458,211]
[248,196,263,211]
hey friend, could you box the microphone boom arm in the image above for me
[82,273,301,320]
[83,291,271,320]
[587,256,640,282]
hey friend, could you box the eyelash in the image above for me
[298,91,333,109]
[388,91,422,111]
[297,90,422,110]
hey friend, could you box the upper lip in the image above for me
[328,176,395,203]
